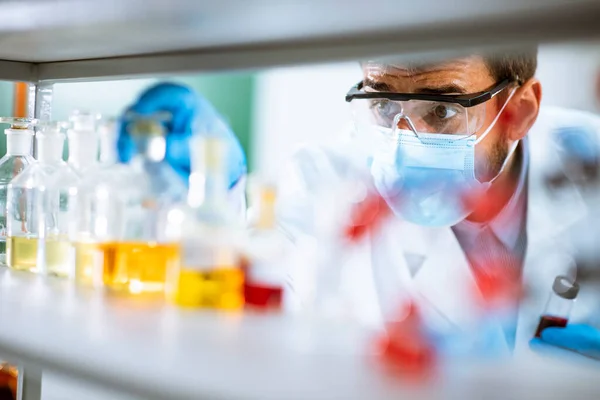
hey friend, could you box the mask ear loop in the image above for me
[473,85,520,185]
[392,113,422,142]
[473,86,518,145]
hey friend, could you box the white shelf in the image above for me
[0,267,599,399]
[0,0,598,82]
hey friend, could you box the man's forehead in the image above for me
[362,56,493,91]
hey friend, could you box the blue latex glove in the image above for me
[531,324,600,360]
[118,82,247,188]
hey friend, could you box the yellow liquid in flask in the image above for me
[169,267,244,310]
[73,241,100,286]
[7,236,38,272]
[45,235,73,278]
[99,241,180,294]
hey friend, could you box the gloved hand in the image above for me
[118,82,247,187]
[536,324,600,360]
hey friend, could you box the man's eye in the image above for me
[370,100,401,119]
[369,100,391,114]
[432,104,458,119]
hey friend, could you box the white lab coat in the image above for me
[277,106,600,355]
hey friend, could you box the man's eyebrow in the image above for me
[363,78,469,95]
[413,84,468,95]
[362,78,392,92]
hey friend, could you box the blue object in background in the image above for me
[555,125,599,164]
[118,82,247,188]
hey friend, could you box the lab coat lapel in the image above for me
[371,219,512,354]
[372,219,480,330]
[412,225,481,330]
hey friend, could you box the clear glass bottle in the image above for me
[67,111,99,175]
[5,119,56,272]
[92,113,186,294]
[0,118,38,266]
[42,123,81,278]
[243,183,286,311]
[534,275,580,338]
[72,116,123,285]
[165,136,244,309]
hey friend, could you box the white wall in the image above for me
[536,43,600,112]
[251,62,362,180]
[51,79,157,121]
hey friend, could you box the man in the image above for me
[119,49,600,358]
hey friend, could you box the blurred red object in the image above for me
[472,261,524,307]
[461,187,507,223]
[375,302,436,380]
[344,191,392,241]
[244,282,283,311]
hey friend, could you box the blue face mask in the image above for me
[370,89,517,227]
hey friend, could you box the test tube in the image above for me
[534,275,579,338]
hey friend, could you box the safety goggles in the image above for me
[346,79,518,138]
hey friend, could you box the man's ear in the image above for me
[504,78,542,141]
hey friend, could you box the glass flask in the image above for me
[243,182,287,311]
[0,118,38,266]
[165,136,244,309]
[5,120,58,272]
[42,123,82,278]
[67,111,99,174]
[72,116,124,285]
[91,113,186,294]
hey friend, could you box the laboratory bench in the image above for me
[0,267,597,400]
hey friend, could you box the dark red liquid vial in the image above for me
[244,282,283,311]
[534,315,568,338]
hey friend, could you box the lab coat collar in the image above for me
[491,138,529,249]
[452,138,529,251]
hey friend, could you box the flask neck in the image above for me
[256,190,276,230]
[99,128,117,165]
[188,171,229,209]
[132,136,166,162]
[188,136,229,209]
[6,129,33,156]
[68,129,98,171]
[37,134,65,163]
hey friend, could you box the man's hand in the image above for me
[118,82,246,187]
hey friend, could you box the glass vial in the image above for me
[165,136,244,309]
[534,275,580,338]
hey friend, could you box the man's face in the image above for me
[362,55,512,182]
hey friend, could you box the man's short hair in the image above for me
[363,47,538,86]
[484,47,538,83]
